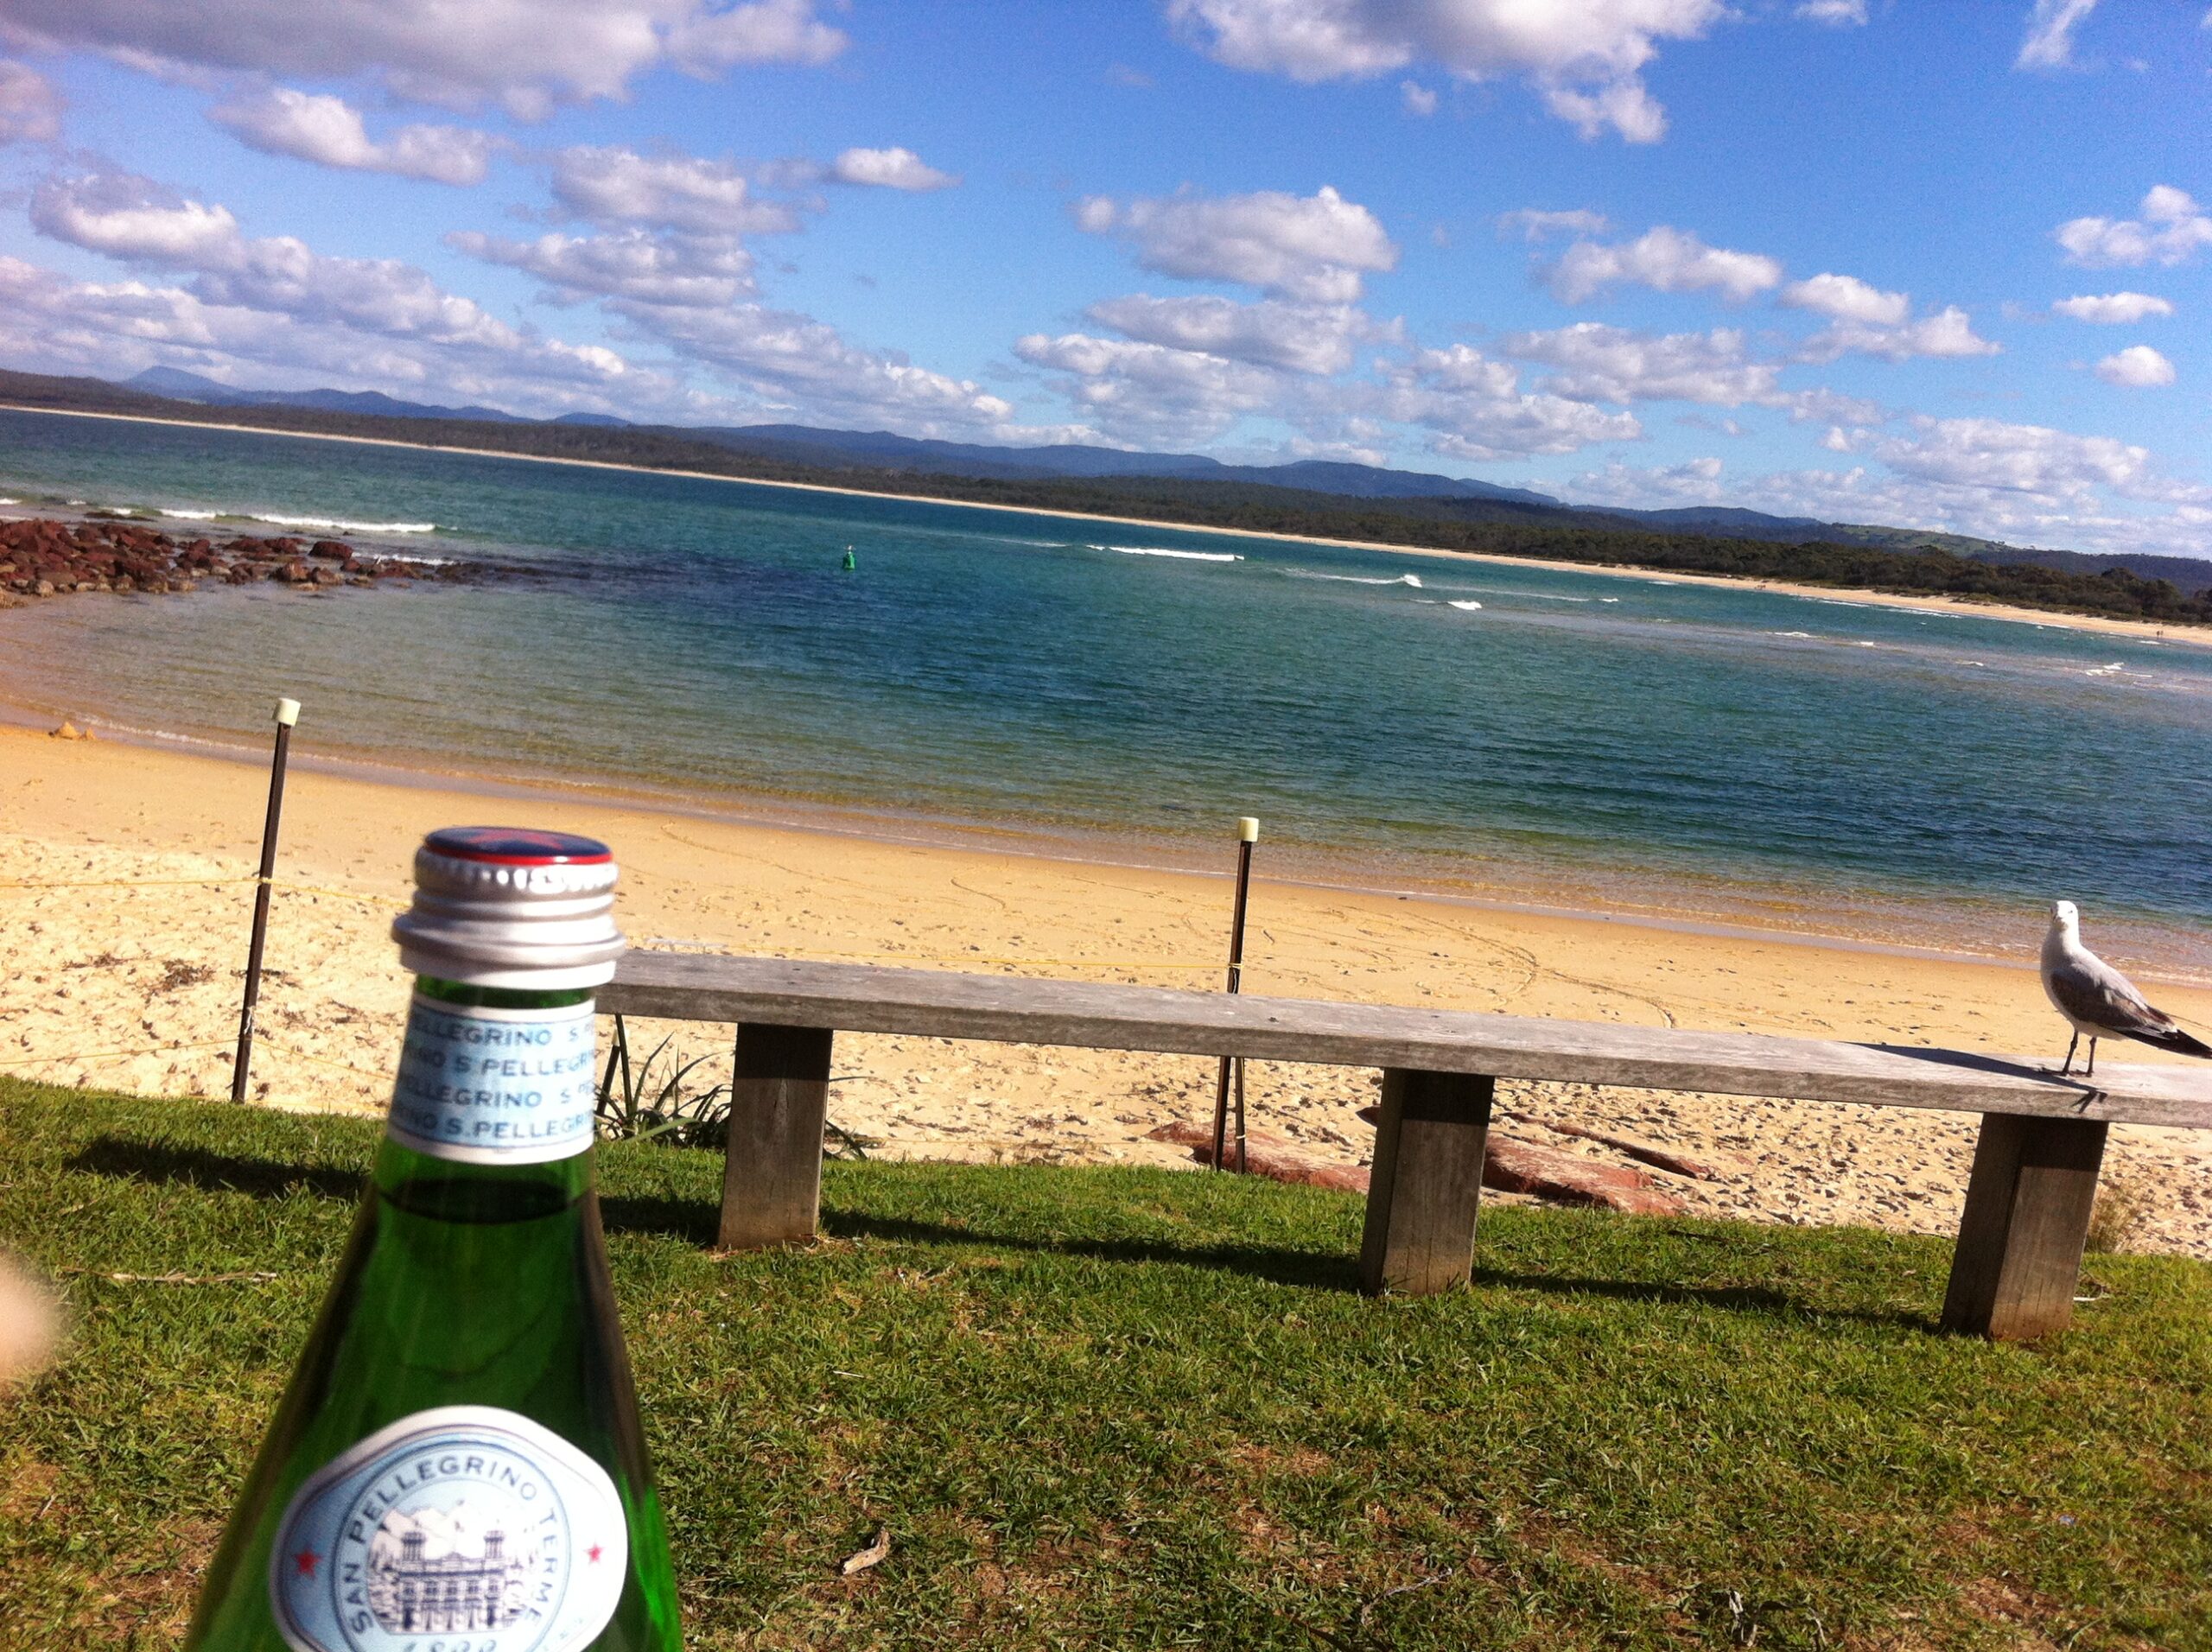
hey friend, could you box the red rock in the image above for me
[1354,1106,1687,1215]
[1146,1121,1370,1192]
[1480,1136,1684,1215]
[309,539,353,560]
[311,565,343,586]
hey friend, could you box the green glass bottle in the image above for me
[186,827,681,1652]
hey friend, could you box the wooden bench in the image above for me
[601,952,2212,1341]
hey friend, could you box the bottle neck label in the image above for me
[268,1405,626,1652]
[389,994,598,1165]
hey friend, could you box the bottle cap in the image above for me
[391,826,625,988]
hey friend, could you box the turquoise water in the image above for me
[3,408,2209,969]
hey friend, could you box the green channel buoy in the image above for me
[842,546,855,571]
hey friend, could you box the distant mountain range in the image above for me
[35,365,2198,593]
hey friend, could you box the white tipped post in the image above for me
[1211,816,1260,1173]
[232,697,300,1103]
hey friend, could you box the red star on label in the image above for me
[294,1550,320,1578]
[587,1544,604,1564]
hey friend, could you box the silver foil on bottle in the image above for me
[391,840,624,989]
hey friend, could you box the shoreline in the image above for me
[8,725,2212,1258]
[8,402,2206,652]
[8,691,2208,991]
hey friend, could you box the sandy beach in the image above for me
[5,723,2210,1258]
[10,403,2207,651]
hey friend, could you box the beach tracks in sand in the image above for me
[5,729,2212,1257]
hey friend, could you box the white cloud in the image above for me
[1497,206,1608,242]
[1547,225,1783,304]
[637,301,1014,432]
[1565,416,2212,557]
[549,145,798,235]
[1541,78,1667,143]
[2055,185,2212,268]
[1796,304,1999,363]
[829,146,958,192]
[1074,185,1398,302]
[2094,344,2175,388]
[664,0,845,76]
[1779,272,1909,327]
[1500,322,1782,406]
[1400,79,1438,115]
[1875,415,2177,505]
[31,169,240,264]
[2017,0,2100,70]
[30,164,601,367]
[1782,385,1888,427]
[0,0,848,116]
[1795,0,1866,25]
[1381,343,1643,459]
[1015,330,1281,445]
[1084,294,1385,375]
[1569,454,1726,506]
[210,89,494,185]
[0,59,60,143]
[450,227,753,307]
[1165,0,1727,143]
[2051,291,2174,323]
[0,247,638,425]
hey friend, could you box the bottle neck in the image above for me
[378,975,601,1206]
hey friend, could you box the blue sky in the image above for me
[0,1,2206,556]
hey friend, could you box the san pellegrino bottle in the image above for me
[187,827,680,1651]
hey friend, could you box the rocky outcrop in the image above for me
[0,516,481,601]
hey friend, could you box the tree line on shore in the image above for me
[3,367,2204,626]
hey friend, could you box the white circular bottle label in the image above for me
[269,1406,628,1652]
[389,995,599,1165]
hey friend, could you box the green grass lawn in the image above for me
[1,1078,2208,1650]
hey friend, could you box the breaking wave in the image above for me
[1096,543,1242,562]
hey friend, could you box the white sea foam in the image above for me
[156,505,437,533]
[1599,596,1620,602]
[1284,569,1422,587]
[1475,588,1590,603]
[0,498,17,505]
[253,511,436,535]
[1770,630,1815,639]
[1101,543,1241,562]
[1448,599,1484,612]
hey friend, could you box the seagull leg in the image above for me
[2060,1031,2079,1076]
[2086,1037,2098,1078]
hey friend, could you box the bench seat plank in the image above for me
[605,953,2212,1129]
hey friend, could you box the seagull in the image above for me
[2041,899,2212,1077]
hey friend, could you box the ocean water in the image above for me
[3,407,2209,972]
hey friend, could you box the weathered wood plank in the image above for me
[605,953,2212,1128]
[1939,1115,2109,1340]
[719,1022,834,1251]
[1359,1069,1493,1296]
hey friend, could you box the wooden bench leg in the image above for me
[1358,1068,1495,1296]
[1940,1114,2108,1340]
[719,1022,834,1250]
